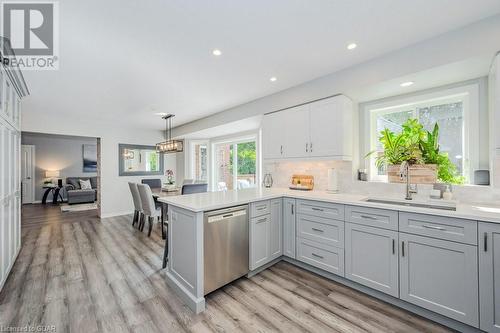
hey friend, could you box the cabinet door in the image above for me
[479,222,500,332]
[400,233,479,327]
[345,223,399,297]
[262,112,284,159]
[283,198,296,258]
[269,199,282,260]
[250,215,270,270]
[283,105,310,158]
[309,96,352,159]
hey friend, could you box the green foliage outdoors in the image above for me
[229,142,256,175]
[366,118,464,184]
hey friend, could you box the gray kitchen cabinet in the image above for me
[345,223,399,297]
[297,237,344,276]
[249,215,270,270]
[283,198,296,259]
[479,222,500,333]
[269,199,283,260]
[249,199,282,270]
[399,233,479,327]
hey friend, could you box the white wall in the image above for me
[21,115,168,217]
[174,15,500,137]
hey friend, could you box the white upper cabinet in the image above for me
[490,54,500,151]
[262,111,283,159]
[283,105,310,158]
[309,95,353,158]
[262,95,353,160]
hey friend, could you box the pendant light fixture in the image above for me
[156,114,184,153]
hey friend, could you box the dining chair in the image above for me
[141,178,162,189]
[128,182,143,227]
[181,183,208,195]
[137,184,162,237]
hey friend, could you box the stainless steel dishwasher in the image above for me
[204,205,249,295]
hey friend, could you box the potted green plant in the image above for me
[366,119,463,184]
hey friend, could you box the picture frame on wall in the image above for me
[83,144,97,172]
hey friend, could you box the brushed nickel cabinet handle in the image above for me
[291,204,294,215]
[392,239,395,254]
[311,253,324,259]
[257,218,267,223]
[360,215,377,220]
[280,145,283,155]
[310,142,313,152]
[484,232,488,252]
[311,228,324,233]
[311,207,324,212]
[401,241,405,257]
[305,143,308,153]
[422,224,445,231]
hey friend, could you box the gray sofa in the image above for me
[65,177,97,204]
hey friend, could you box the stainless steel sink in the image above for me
[364,198,457,211]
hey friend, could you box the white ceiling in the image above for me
[21,0,500,131]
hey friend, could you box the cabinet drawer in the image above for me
[250,200,270,218]
[297,238,344,276]
[345,205,398,230]
[297,214,344,248]
[399,212,477,245]
[297,200,344,221]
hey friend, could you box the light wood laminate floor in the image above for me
[0,204,453,332]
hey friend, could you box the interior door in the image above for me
[21,145,35,204]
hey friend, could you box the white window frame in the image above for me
[363,84,479,183]
[186,139,209,182]
[209,131,260,191]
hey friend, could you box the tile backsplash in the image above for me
[263,160,500,204]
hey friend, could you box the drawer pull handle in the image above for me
[484,232,488,252]
[401,241,405,257]
[291,204,294,215]
[360,215,377,220]
[257,218,267,223]
[422,224,445,231]
[392,239,395,254]
[311,253,324,259]
[311,228,324,233]
[256,206,266,211]
[311,207,324,212]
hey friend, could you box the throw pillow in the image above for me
[80,179,92,190]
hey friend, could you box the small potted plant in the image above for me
[366,119,463,184]
[164,169,176,190]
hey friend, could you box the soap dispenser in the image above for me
[442,186,453,200]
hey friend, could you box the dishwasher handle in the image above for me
[207,209,247,223]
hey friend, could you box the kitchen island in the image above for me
[159,187,500,332]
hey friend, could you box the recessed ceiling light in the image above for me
[347,43,357,50]
[212,49,222,56]
[400,81,414,87]
[270,77,277,82]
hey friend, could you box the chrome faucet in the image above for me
[399,161,417,200]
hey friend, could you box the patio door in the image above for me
[214,140,257,191]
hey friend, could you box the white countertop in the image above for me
[158,187,500,224]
